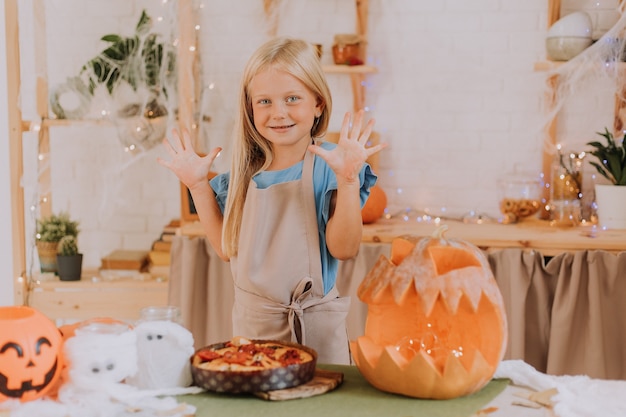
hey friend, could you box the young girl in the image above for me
[158,37,385,364]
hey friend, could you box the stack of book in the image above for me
[99,249,150,279]
[148,219,180,279]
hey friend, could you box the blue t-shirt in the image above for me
[210,141,378,294]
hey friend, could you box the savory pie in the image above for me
[192,336,315,372]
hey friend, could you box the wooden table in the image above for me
[361,218,626,256]
[180,217,626,256]
[179,365,550,417]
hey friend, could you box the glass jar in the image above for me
[497,173,542,223]
[74,321,130,336]
[139,305,182,324]
[549,150,585,227]
[332,34,363,65]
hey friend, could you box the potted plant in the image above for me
[36,212,80,274]
[586,128,626,229]
[78,9,176,150]
[80,9,176,103]
[56,235,83,281]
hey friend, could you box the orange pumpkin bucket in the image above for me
[0,306,64,402]
[351,225,508,399]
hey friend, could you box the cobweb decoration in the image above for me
[44,2,189,156]
[542,5,626,161]
[73,7,179,154]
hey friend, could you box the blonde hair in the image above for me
[222,37,333,257]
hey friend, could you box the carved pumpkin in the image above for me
[351,225,507,399]
[362,185,387,224]
[0,306,64,402]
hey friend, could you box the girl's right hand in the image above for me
[157,128,222,191]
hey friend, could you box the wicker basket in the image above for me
[37,241,59,273]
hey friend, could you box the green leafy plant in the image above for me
[57,235,79,256]
[79,9,176,104]
[586,128,626,185]
[36,212,80,243]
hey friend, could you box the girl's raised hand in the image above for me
[157,128,222,191]
[309,110,386,183]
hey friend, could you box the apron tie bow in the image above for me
[287,278,313,344]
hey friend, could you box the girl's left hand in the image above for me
[308,110,386,183]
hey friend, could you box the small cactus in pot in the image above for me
[56,235,83,281]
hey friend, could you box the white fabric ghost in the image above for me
[125,320,195,389]
[56,327,139,413]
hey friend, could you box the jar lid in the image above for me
[333,34,362,46]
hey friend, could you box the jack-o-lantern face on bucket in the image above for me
[0,306,63,402]
[351,225,508,400]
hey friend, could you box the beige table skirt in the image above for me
[169,236,626,380]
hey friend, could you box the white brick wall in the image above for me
[14,0,619,270]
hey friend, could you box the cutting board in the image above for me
[254,368,344,401]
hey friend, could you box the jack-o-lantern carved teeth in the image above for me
[0,359,58,398]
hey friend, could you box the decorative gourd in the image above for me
[0,306,64,402]
[351,225,508,399]
[361,185,387,224]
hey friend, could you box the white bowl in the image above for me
[561,0,620,40]
[546,36,594,61]
[547,11,593,38]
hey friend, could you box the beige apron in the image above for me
[230,149,351,364]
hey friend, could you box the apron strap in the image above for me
[301,149,324,296]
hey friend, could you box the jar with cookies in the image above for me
[497,173,542,224]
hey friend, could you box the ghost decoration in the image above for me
[125,320,195,389]
[58,325,138,403]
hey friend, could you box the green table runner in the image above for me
[179,364,509,417]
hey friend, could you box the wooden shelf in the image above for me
[534,60,564,71]
[28,271,169,322]
[21,118,112,132]
[534,60,626,72]
[322,64,377,74]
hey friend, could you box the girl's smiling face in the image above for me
[249,68,323,156]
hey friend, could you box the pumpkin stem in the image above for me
[431,224,449,240]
